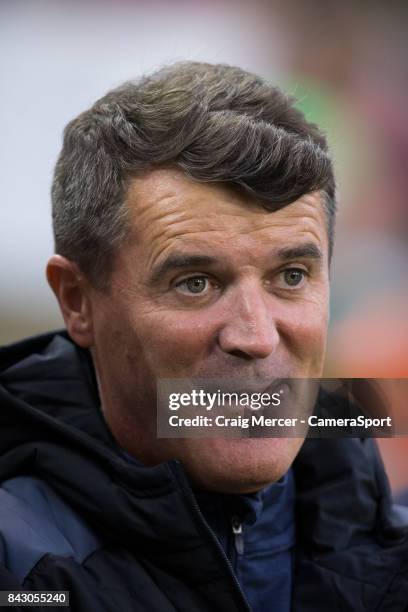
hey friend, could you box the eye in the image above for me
[176,276,210,295]
[281,268,307,287]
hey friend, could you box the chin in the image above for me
[178,437,304,494]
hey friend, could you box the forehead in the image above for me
[124,168,328,266]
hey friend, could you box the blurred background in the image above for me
[1,0,407,492]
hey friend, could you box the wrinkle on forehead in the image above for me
[124,169,328,270]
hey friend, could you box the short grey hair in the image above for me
[52,61,336,289]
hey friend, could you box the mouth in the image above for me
[187,377,296,405]
[216,377,291,396]
[201,377,294,415]
[262,377,291,395]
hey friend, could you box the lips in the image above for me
[213,377,291,396]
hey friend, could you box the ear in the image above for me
[46,255,94,348]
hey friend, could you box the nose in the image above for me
[217,282,280,359]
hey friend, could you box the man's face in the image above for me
[88,168,330,492]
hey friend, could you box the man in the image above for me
[0,62,407,611]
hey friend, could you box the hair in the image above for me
[52,61,336,288]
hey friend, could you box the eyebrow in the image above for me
[276,243,323,261]
[149,255,218,284]
[148,242,323,284]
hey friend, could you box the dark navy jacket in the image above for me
[0,331,408,611]
[197,469,296,611]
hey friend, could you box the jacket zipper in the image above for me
[231,515,244,556]
[169,460,252,612]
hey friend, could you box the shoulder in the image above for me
[0,476,103,583]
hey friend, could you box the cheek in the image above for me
[92,304,136,375]
[281,296,329,368]
[126,306,218,377]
